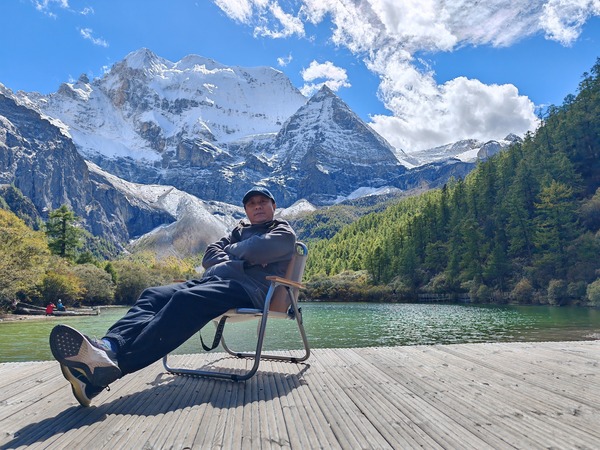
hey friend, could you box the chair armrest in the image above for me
[265,275,305,289]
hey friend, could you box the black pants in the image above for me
[104,276,253,376]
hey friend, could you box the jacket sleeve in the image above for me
[202,234,233,269]
[225,222,296,266]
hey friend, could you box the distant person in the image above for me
[45,303,56,316]
[49,187,296,407]
[56,300,65,312]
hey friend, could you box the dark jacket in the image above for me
[201,219,296,308]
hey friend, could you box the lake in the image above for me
[1,302,599,363]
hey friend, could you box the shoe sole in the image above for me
[60,364,92,407]
[50,324,121,387]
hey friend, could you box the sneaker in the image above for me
[60,364,105,407]
[49,324,122,387]
[91,337,119,363]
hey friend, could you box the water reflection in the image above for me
[304,303,600,348]
[1,302,599,363]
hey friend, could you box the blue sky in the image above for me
[1,0,599,152]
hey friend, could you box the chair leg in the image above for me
[227,310,310,363]
[163,313,270,381]
[163,281,310,381]
[162,310,310,380]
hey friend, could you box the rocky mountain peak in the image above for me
[174,54,223,71]
[1,49,512,255]
[274,83,399,167]
[11,48,494,208]
[260,85,407,204]
[121,48,170,75]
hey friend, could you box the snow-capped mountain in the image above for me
[1,48,519,255]
[16,49,308,203]
[262,85,412,204]
[0,88,177,248]
[29,48,306,162]
[87,162,243,258]
[408,134,522,165]
[1,84,258,255]
[15,49,427,207]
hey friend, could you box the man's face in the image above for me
[244,194,276,224]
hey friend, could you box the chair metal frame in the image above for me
[163,242,310,381]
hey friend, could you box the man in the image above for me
[49,187,296,407]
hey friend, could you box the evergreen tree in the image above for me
[533,180,578,283]
[302,58,600,305]
[45,205,83,260]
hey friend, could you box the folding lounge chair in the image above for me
[163,241,310,381]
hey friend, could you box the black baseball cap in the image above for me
[242,186,276,205]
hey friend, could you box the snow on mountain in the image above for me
[1,51,523,258]
[278,199,317,220]
[23,48,307,165]
[341,186,403,203]
[87,161,242,257]
[12,49,496,210]
[271,85,405,167]
[409,134,522,165]
[252,85,411,205]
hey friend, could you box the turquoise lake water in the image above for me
[1,302,599,363]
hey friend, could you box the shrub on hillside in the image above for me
[547,279,568,306]
[39,259,85,306]
[586,279,600,306]
[305,270,396,302]
[71,263,116,306]
[511,278,534,304]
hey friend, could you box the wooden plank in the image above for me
[0,362,50,392]
[394,343,600,448]
[256,357,338,449]
[102,369,197,449]
[0,341,598,449]
[319,347,491,449]
[190,372,229,449]
[272,358,334,449]
[372,345,590,448]
[382,346,542,448]
[428,343,600,446]
[437,343,600,408]
[308,348,404,449]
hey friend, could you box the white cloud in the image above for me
[33,1,96,19]
[213,0,255,22]
[540,0,600,45]
[254,2,304,38]
[34,0,69,9]
[33,0,69,17]
[215,0,304,37]
[214,0,599,151]
[277,53,293,67]
[370,72,538,151]
[79,28,109,47]
[300,60,351,96]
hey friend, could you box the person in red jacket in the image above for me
[45,303,56,315]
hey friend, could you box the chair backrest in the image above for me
[269,242,308,312]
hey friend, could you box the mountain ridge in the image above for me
[1,48,519,256]
[13,48,501,207]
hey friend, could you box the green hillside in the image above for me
[304,58,600,306]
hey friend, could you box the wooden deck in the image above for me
[1,340,599,449]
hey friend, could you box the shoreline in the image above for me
[0,305,127,323]
[0,313,59,322]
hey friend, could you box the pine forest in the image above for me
[303,58,600,307]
